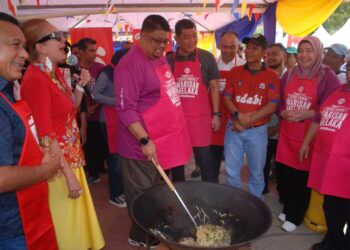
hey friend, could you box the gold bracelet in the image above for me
[40,135,52,148]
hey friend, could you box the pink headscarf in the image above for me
[287,36,327,82]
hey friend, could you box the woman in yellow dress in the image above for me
[20,19,105,250]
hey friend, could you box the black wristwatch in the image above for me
[213,112,222,117]
[139,136,150,146]
[232,111,240,120]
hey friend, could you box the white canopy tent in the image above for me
[13,0,274,32]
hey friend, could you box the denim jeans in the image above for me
[100,123,123,198]
[0,235,26,250]
[224,121,268,198]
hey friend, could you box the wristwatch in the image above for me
[232,111,240,120]
[139,136,150,146]
[212,112,222,117]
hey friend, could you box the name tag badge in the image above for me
[259,83,265,89]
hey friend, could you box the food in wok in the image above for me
[180,224,231,247]
[131,181,272,250]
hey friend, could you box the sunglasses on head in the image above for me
[35,31,64,46]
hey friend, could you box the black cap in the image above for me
[242,34,268,49]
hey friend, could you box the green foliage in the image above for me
[323,2,350,34]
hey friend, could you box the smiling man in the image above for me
[114,15,191,248]
[223,34,280,198]
[0,12,61,249]
[323,43,348,84]
[167,19,221,183]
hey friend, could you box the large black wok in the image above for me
[130,181,272,250]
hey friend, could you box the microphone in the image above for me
[67,54,81,75]
[67,54,91,95]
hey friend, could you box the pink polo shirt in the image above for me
[114,45,163,160]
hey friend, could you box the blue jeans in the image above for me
[224,121,268,198]
[100,123,124,198]
[0,235,26,250]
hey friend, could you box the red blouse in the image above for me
[21,64,85,168]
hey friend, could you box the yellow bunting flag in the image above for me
[203,0,208,8]
[241,0,247,17]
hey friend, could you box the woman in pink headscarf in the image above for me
[299,55,350,250]
[275,36,340,232]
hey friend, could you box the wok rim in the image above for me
[130,181,272,250]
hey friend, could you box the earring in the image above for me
[45,56,53,72]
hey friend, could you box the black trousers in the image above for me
[317,195,350,250]
[167,165,185,182]
[194,146,217,182]
[263,138,278,193]
[278,163,311,225]
[120,157,163,242]
[170,145,218,183]
[84,120,107,177]
[211,145,224,182]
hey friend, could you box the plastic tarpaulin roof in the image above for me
[11,0,275,32]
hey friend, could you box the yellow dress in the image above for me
[48,169,105,250]
[48,113,105,250]
[22,66,105,249]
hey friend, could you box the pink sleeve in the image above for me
[114,60,144,128]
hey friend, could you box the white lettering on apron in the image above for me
[320,103,349,132]
[286,92,312,110]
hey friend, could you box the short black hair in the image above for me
[269,43,286,54]
[175,19,196,36]
[78,37,96,51]
[0,12,19,26]
[111,48,129,66]
[220,31,238,39]
[141,15,170,33]
[71,42,79,49]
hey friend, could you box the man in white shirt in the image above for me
[210,31,246,182]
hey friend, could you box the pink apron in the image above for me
[308,87,350,199]
[0,93,58,250]
[276,75,317,171]
[142,60,192,170]
[104,106,118,154]
[173,50,212,147]
[211,70,231,146]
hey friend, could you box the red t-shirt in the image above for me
[224,64,280,125]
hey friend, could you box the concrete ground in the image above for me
[89,158,324,250]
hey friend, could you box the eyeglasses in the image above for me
[146,33,170,46]
[35,31,64,46]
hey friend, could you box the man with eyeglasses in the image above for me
[114,15,191,248]
[0,12,61,249]
[167,19,221,183]
[210,31,246,181]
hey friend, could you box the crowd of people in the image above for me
[0,11,349,250]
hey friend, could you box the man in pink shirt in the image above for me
[114,15,191,248]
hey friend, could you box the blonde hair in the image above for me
[20,19,49,62]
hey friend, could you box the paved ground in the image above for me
[89,158,323,250]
